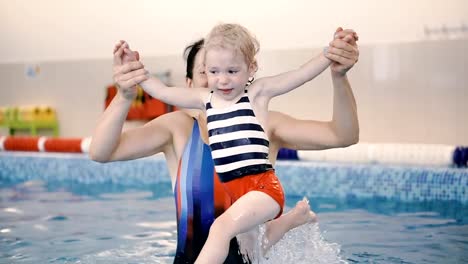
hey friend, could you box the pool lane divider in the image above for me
[0,136,91,153]
[0,136,466,167]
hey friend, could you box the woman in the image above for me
[90,27,359,263]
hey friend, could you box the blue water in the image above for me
[0,180,467,264]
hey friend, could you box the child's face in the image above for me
[205,47,251,100]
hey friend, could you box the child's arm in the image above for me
[138,77,207,110]
[254,47,331,99]
[255,31,357,100]
[114,42,207,110]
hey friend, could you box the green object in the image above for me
[6,120,59,137]
[0,107,59,137]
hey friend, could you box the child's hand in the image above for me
[324,27,360,75]
[334,27,358,46]
[113,40,148,100]
[113,40,140,64]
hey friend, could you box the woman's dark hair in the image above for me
[183,38,204,79]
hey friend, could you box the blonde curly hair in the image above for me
[205,23,259,71]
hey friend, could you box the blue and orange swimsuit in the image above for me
[173,119,248,264]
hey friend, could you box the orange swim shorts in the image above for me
[221,170,285,219]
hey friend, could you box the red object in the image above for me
[221,170,285,219]
[44,138,82,153]
[143,93,167,119]
[104,84,169,120]
[4,137,40,151]
[105,85,117,109]
[126,105,145,120]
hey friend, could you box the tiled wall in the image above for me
[276,161,467,203]
[1,153,466,203]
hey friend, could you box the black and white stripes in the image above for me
[206,91,272,182]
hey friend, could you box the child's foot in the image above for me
[290,198,317,228]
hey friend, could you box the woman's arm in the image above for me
[270,28,359,150]
[89,41,174,162]
[89,95,174,162]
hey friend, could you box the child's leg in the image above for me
[195,191,280,264]
[263,198,317,253]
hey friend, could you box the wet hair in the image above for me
[183,38,204,79]
[205,23,259,70]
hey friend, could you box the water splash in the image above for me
[243,223,347,264]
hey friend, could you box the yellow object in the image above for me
[18,106,37,122]
[0,105,59,136]
[5,107,18,122]
[38,105,57,122]
[137,86,144,96]
[0,107,5,125]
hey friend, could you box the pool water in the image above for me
[1,180,467,264]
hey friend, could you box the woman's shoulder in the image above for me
[145,110,195,130]
[166,110,194,119]
[267,110,292,124]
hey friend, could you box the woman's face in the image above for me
[186,49,208,88]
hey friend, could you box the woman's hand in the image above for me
[325,28,360,76]
[112,40,148,100]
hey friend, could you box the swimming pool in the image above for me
[1,152,467,263]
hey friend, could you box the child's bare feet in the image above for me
[260,197,318,254]
[290,198,317,229]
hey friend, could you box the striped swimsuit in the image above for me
[206,90,273,182]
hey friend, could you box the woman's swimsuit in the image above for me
[173,119,249,263]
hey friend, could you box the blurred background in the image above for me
[0,0,467,144]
